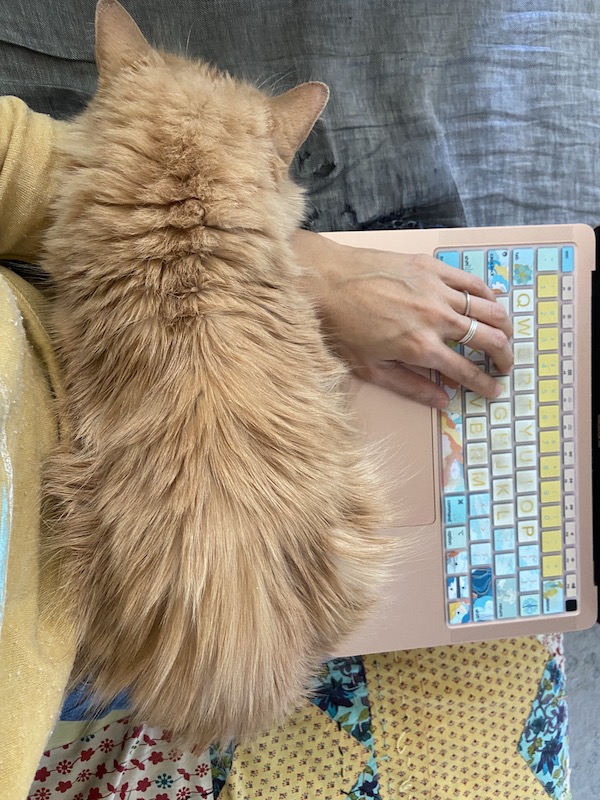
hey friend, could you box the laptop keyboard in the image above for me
[435,245,577,625]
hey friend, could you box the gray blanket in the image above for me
[1,0,599,231]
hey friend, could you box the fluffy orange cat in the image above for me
[42,0,389,748]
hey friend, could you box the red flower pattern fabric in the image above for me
[27,719,212,800]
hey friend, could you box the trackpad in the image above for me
[350,376,436,527]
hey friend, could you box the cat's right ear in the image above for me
[95,0,153,82]
[270,82,330,165]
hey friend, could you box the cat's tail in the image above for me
[42,442,392,749]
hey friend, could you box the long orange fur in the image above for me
[42,0,389,748]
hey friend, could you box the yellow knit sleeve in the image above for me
[0,96,67,262]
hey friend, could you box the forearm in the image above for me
[0,96,66,261]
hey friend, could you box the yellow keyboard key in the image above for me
[538,380,559,403]
[541,504,562,528]
[540,456,560,478]
[537,274,559,298]
[537,301,559,325]
[538,353,559,376]
[542,529,562,553]
[537,328,559,351]
[540,430,560,453]
[542,554,564,578]
[538,406,559,428]
[541,480,561,504]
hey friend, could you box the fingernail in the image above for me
[494,382,503,397]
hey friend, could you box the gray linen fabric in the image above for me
[1,0,599,231]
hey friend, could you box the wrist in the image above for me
[292,229,348,315]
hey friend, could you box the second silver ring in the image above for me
[457,317,478,346]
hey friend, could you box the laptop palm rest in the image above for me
[350,375,436,527]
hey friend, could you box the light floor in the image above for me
[564,626,600,799]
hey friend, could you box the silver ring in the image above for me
[457,317,478,345]
[463,290,471,317]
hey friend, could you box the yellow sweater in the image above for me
[0,97,76,800]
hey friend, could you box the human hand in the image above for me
[293,230,513,409]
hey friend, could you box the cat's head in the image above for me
[80,0,329,239]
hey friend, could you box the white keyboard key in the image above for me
[517,495,538,518]
[515,419,536,443]
[490,427,512,451]
[516,469,538,493]
[564,495,575,519]
[468,468,490,492]
[514,368,536,391]
[566,548,577,571]
[466,416,488,440]
[565,521,576,546]
[562,360,574,384]
[513,341,535,365]
[493,503,515,527]
[516,445,537,468]
[562,332,574,357]
[562,387,574,412]
[518,519,539,543]
[465,391,487,414]
[563,469,575,492]
[562,415,574,439]
[467,442,489,466]
[493,477,514,502]
[562,304,574,328]
[513,288,534,313]
[514,394,535,417]
[563,442,575,466]
[566,574,577,598]
[561,275,574,301]
[490,401,511,426]
[492,452,514,476]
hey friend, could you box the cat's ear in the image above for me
[95,0,153,81]
[270,82,329,165]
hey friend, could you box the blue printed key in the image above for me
[496,578,518,619]
[436,251,460,269]
[561,246,574,272]
[520,594,541,616]
[462,250,486,281]
[445,496,467,525]
[488,250,510,293]
[537,247,559,271]
[512,249,534,285]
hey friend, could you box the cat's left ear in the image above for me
[95,0,153,82]
[270,82,329,165]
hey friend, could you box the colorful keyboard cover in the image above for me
[435,245,577,625]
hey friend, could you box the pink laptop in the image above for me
[323,224,597,655]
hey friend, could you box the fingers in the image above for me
[431,257,496,302]
[452,312,513,374]
[353,363,450,409]
[433,345,506,400]
[450,290,513,340]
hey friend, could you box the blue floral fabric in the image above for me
[518,656,570,799]
[311,656,380,800]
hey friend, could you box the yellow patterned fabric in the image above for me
[363,639,552,800]
[221,638,555,800]
[220,701,371,800]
